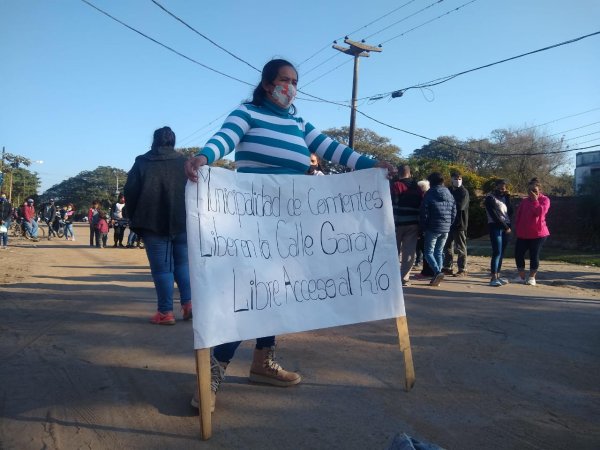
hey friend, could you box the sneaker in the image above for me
[149,311,175,325]
[512,276,525,284]
[526,277,537,286]
[249,346,301,386]
[429,272,445,287]
[441,268,453,275]
[489,279,503,287]
[191,356,227,413]
[498,278,509,285]
[453,270,467,278]
[181,302,193,321]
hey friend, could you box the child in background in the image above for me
[96,211,110,248]
[62,203,76,241]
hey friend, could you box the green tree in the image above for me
[43,166,128,215]
[320,127,402,173]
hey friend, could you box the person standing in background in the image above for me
[419,172,456,287]
[62,203,75,241]
[88,200,100,247]
[485,179,513,287]
[442,171,470,277]
[111,194,127,248]
[513,177,551,286]
[124,126,192,326]
[390,165,423,287]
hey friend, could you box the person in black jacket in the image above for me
[484,179,513,287]
[442,171,470,276]
[124,126,192,325]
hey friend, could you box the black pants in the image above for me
[515,237,547,272]
[114,224,126,245]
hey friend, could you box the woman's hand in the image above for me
[185,155,209,182]
[374,160,397,179]
[528,190,539,201]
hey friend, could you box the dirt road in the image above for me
[1,224,599,449]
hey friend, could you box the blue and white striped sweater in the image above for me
[197,100,376,174]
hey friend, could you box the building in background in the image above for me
[574,150,600,193]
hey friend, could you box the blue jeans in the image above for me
[423,230,448,275]
[64,223,74,239]
[142,231,191,313]
[214,336,276,364]
[1,219,10,246]
[23,219,39,238]
[489,224,509,274]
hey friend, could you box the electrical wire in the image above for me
[380,0,478,44]
[365,0,446,40]
[382,30,600,99]
[79,0,254,86]
[297,89,597,157]
[150,0,261,73]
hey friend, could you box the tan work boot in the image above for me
[191,356,228,413]
[248,346,301,386]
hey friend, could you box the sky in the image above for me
[1,0,599,193]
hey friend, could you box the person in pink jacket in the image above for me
[514,178,550,286]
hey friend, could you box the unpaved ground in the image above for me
[1,223,599,449]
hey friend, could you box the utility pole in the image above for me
[332,38,382,149]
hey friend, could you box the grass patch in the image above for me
[467,240,599,266]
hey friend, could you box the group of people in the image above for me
[392,168,470,287]
[85,196,143,249]
[392,170,551,288]
[7,58,552,416]
[0,195,75,246]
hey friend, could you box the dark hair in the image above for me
[495,178,508,187]
[451,170,462,178]
[427,172,444,186]
[397,164,411,178]
[152,126,176,149]
[249,59,298,114]
[528,177,541,188]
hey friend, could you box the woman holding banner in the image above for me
[185,58,395,412]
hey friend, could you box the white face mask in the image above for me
[452,179,462,188]
[272,84,296,109]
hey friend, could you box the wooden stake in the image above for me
[194,348,212,440]
[396,316,416,391]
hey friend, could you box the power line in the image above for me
[297,89,596,157]
[383,30,600,99]
[380,0,478,44]
[150,0,261,73]
[79,0,254,86]
[548,121,600,138]
[365,0,447,40]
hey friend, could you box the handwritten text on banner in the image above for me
[186,167,405,349]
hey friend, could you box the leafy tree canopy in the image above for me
[320,127,402,173]
[42,166,128,215]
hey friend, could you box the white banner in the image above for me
[186,167,405,349]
